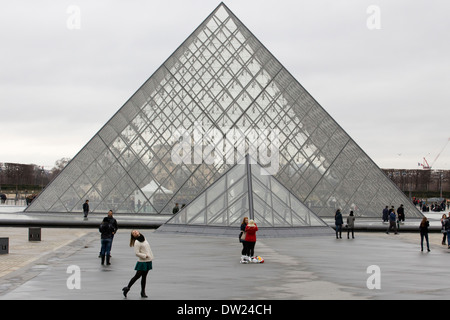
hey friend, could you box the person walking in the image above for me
[83,200,89,218]
[239,217,248,262]
[386,209,398,234]
[397,204,405,223]
[99,217,114,265]
[382,206,389,222]
[244,220,258,260]
[441,214,448,245]
[419,217,430,252]
[172,203,179,214]
[346,211,355,239]
[0,193,7,204]
[99,210,118,258]
[335,209,343,239]
[105,210,118,251]
[122,230,154,298]
[445,216,450,249]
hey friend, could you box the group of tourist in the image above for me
[382,204,406,224]
[239,217,259,263]
[98,212,153,298]
[333,209,356,239]
[440,214,450,249]
[85,200,153,299]
[414,198,448,212]
[381,205,405,235]
[90,196,450,299]
[333,206,449,252]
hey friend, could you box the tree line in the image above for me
[0,158,70,192]
[0,159,448,198]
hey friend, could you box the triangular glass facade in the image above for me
[26,3,423,219]
[158,155,331,236]
[167,160,248,227]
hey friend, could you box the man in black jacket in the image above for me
[397,204,405,223]
[83,200,89,218]
[99,217,115,265]
[105,210,118,255]
[105,210,118,233]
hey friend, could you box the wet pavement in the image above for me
[1,206,450,300]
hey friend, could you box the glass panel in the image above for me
[228,194,249,226]
[253,195,273,227]
[206,173,227,205]
[251,177,271,207]
[271,195,291,226]
[207,193,227,224]
[228,176,247,204]
[185,193,206,222]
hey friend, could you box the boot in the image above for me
[141,286,148,298]
[101,255,105,265]
[106,255,111,265]
[122,287,130,298]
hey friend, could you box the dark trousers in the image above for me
[241,241,246,255]
[100,238,112,256]
[243,241,256,257]
[347,227,354,239]
[420,232,430,250]
[335,224,342,238]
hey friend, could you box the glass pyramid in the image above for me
[26,3,423,220]
[157,155,332,237]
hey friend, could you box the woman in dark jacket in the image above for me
[419,217,430,252]
[239,217,248,258]
[441,214,448,245]
[335,209,343,239]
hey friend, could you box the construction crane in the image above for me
[418,137,450,170]
[418,157,431,170]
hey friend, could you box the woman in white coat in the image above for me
[122,230,153,298]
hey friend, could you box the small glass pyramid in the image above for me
[158,155,332,237]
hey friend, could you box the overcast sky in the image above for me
[1,0,449,170]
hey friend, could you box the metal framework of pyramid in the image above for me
[157,155,332,237]
[26,2,423,220]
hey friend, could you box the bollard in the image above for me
[0,237,9,254]
[29,227,41,241]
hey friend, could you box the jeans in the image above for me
[420,232,429,250]
[335,224,342,238]
[100,238,112,256]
